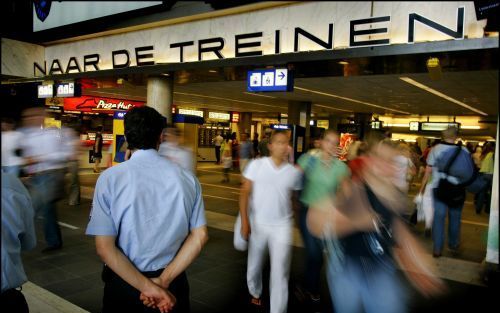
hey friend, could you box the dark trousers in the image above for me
[215,146,221,164]
[298,205,324,296]
[1,288,29,313]
[102,266,190,313]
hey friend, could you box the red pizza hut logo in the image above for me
[96,100,134,110]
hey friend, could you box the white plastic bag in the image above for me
[413,193,425,223]
[233,213,248,251]
[422,184,434,229]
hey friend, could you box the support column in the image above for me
[354,112,372,140]
[288,101,311,149]
[147,75,173,124]
[238,112,252,137]
[328,115,343,131]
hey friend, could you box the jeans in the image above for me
[30,170,65,247]
[326,255,407,313]
[432,194,464,253]
[298,205,324,295]
[475,174,493,214]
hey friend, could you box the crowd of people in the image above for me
[1,106,496,313]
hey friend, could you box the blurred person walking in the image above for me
[93,126,103,173]
[252,132,260,157]
[62,127,81,206]
[257,129,272,158]
[1,172,37,313]
[221,134,233,183]
[213,131,223,165]
[295,130,349,312]
[19,107,67,252]
[475,142,495,214]
[240,130,302,313]
[419,127,471,257]
[308,138,445,313]
[1,117,24,176]
[86,107,208,313]
[239,132,253,173]
[159,127,194,173]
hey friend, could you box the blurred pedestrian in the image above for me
[420,127,470,257]
[239,132,253,173]
[221,134,233,183]
[213,131,223,165]
[1,172,37,313]
[19,107,67,252]
[308,138,445,313]
[93,125,103,173]
[86,107,208,313]
[240,130,302,313]
[295,130,349,311]
[257,129,272,157]
[252,132,259,157]
[475,142,495,214]
[62,127,81,206]
[1,117,24,176]
[159,127,194,173]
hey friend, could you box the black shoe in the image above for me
[432,251,442,258]
[42,245,62,253]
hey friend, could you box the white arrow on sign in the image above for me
[275,69,288,86]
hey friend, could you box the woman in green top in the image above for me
[476,142,495,214]
[295,130,350,309]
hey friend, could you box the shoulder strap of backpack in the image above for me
[443,146,462,175]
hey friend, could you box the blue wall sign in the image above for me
[247,68,293,92]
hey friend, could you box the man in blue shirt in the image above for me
[86,107,208,313]
[1,172,37,312]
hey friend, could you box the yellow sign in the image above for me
[317,120,329,129]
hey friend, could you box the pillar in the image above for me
[238,112,252,137]
[353,112,372,140]
[328,115,342,132]
[147,75,173,124]
[486,120,499,265]
[288,101,311,149]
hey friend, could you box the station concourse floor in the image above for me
[21,162,497,313]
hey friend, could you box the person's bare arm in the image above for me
[239,178,252,240]
[154,226,208,288]
[95,236,175,312]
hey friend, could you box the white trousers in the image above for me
[247,221,293,313]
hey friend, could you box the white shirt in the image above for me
[427,143,468,189]
[213,135,223,147]
[19,127,69,173]
[1,131,24,167]
[158,142,194,173]
[243,157,302,226]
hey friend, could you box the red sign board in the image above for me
[231,112,240,123]
[64,96,144,114]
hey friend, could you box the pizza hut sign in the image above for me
[97,99,135,111]
[64,96,144,114]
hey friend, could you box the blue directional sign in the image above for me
[247,68,293,92]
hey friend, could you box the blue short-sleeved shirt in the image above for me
[2,173,37,292]
[86,149,206,272]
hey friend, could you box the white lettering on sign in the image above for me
[209,112,230,120]
[96,100,134,111]
[179,109,204,117]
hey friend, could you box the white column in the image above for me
[147,75,173,124]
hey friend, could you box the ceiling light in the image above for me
[161,73,170,76]
[338,61,349,65]
[173,92,283,109]
[461,125,481,129]
[313,104,352,112]
[296,86,410,114]
[243,92,276,99]
[399,77,488,116]
[208,70,218,73]
[385,123,409,127]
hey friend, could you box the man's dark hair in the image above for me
[124,107,166,150]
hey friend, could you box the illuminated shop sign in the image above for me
[64,96,144,114]
[409,121,420,131]
[317,120,329,129]
[231,112,240,123]
[38,84,53,98]
[208,112,230,120]
[178,109,204,117]
[421,122,460,131]
[271,124,291,130]
[34,5,468,77]
[55,82,81,97]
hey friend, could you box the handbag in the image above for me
[433,146,465,208]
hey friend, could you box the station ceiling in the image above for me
[83,69,498,119]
